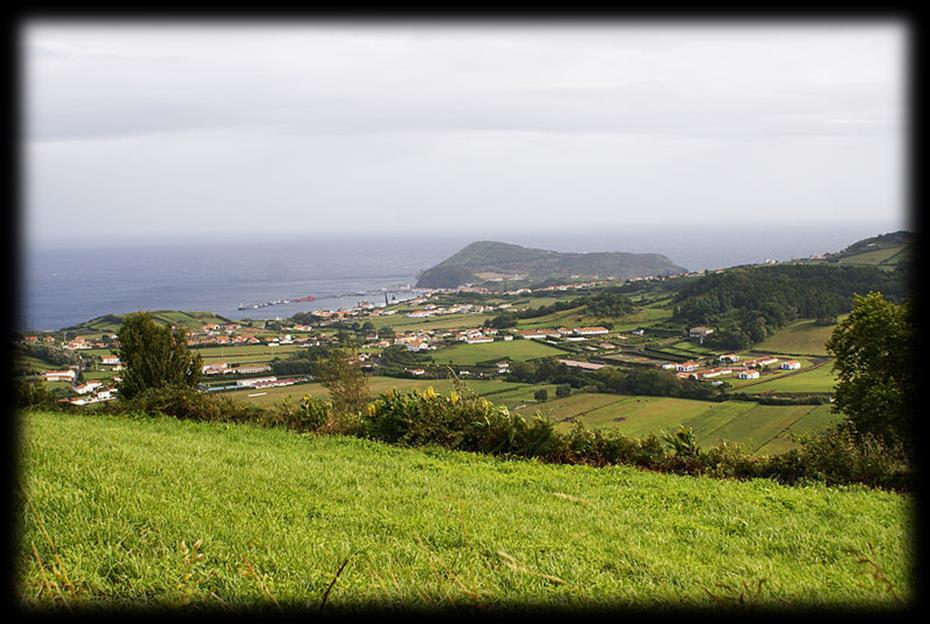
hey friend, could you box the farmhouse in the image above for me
[780,360,802,370]
[100,354,121,365]
[689,326,715,339]
[45,370,77,382]
[675,360,702,373]
[556,359,606,371]
[747,357,780,368]
[574,327,610,336]
[73,382,103,395]
[407,368,426,376]
[719,354,740,363]
[519,329,560,340]
[738,369,760,380]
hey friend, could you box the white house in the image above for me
[574,327,610,336]
[738,370,760,380]
[101,355,121,365]
[719,354,740,363]
[675,360,701,373]
[780,360,802,370]
[45,370,76,382]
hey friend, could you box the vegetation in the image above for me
[116,312,203,399]
[19,410,911,609]
[316,347,371,419]
[673,265,906,349]
[826,292,914,455]
[416,240,685,288]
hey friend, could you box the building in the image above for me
[101,355,121,366]
[574,327,610,336]
[45,370,76,382]
[675,360,702,373]
[73,382,103,395]
[719,354,740,363]
[737,370,760,380]
[556,359,606,371]
[780,360,802,370]
[689,326,714,338]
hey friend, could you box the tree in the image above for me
[117,312,203,399]
[534,388,548,402]
[555,384,571,398]
[825,292,914,452]
[318,347,371,416]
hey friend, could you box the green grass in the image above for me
[754,318,848,356]
[367,313,494,333]
[755,406,846,456]
[742,363,838,395]
[18,410,912,609]
[516,393,839,454]
[225,377,530,407]
[431,340,566,366]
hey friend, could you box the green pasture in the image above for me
[430,340,566,366]
[18,410,912,609]
[754,317,848,356]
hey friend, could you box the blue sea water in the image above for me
[18,221,902,332]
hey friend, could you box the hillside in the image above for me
[62,310,233,333]
[819,230,914,268]
[20,410,911,610]
[416,241,686,288]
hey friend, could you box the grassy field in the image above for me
[754,318,848,356]
[18,410,912,610]
[226,377,534,407]
[431,340,566,366]
[515,306,672,332]
[367,313,493,333]
[517,393,841,454]
[741,364,838,395]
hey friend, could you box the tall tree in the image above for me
[117,312,203,399]
[317,347,371,416]
[825,292,914,452]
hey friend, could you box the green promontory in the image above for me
[416,241,686,288]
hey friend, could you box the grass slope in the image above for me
[19,411,911,610]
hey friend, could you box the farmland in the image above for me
[754,317,848,356]
[516,393,841,454]
[19,410,912,609]
[430,340,567,366]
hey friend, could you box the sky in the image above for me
[22,21,908,248]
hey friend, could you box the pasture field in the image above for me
[430,340,566,366]
[515,306,672,332]
[192,344,301,359]
[226,377,532,407]
[754,317,848,356]
[517,393,841,454]
[741,364,838,395]
[835,245,910,266]
[755,406,845,456]
[18,410,912,609]
[367,313,493,333]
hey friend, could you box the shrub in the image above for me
[534,389,548,402]
[555,384,571,398]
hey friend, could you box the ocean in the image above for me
[18,221,902,332]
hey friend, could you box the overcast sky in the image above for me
[22,21,907,247]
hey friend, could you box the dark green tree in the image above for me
[534,388,548,402]
[825,292,914,452]
[116,312,203,399]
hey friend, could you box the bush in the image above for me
[534,389,548,402]
[555,384,571,398]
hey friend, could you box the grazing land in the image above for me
[517,394,841,454]
[19,410,911,610]
[431,340,567,366]
[754,317,848,356]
